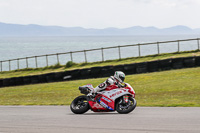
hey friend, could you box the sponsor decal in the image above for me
[109,91,123,98]
[99,100,108,108]
[102,97,111,102]
[124,96,129,103]
[98,100,114,111]
[92,103,103,108]
[123,89,127,92]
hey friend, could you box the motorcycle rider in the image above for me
[89,71,125,95]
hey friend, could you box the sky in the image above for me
[0,0,200,29]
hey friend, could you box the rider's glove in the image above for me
[87,92,93,96]
[116,82,125,88]
[87,92,96,98]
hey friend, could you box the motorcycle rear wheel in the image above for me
[116,97,137,114]
[70,95,89,114]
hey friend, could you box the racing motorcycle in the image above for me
[70,83,136,114]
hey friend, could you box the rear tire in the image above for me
[70,96,89,114]
[116,97,136,114]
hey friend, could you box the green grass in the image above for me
[0,67,200,106]
[1,50,200,79]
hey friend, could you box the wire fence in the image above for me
[0,38,200,72]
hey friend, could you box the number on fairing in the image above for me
[98,83,105,88]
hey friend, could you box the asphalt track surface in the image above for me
[0,106,200,133]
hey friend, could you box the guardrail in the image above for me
[0,38,200,72]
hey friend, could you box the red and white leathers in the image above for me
[90,76,118,94]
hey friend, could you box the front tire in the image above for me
[116,97,137,114]
[70,95,89,114]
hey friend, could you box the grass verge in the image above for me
[0,67,200,106]
[0,50,200,79]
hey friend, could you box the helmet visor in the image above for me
[119,75,125,82]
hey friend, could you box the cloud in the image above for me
[129,0,200,7]
[0,1,9,7]
[0,0,200,28]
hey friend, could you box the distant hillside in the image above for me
[0,22,200,36]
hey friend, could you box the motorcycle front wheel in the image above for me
[70,95,89,114]
[116,97,137,114]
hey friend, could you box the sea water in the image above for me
[0,35,199,71]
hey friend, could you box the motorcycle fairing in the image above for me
[88,89,132,112]
[101,88,131,101]
[87,83,135,112]
[88,101,107,112]
[88,94,115,112]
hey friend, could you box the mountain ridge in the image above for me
[0,22,200,36]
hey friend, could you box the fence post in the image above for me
[118,46,121,59]
[17,59,19,70]
[70,52,73,62]
[157,42,160,54]
[198,38,200,51]
[138,44,141,57]
[84,50,87,63]
[9,60,11,71]
[177,40,180,52]
[35,56,38,68]
[26,57,28,68]
[0,61,2,72]
[101,48,104,61]
[56,54,59,64]
[46,55,48,67]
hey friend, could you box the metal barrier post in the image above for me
[198,38,200,51]
[157,42,160,54]
[70,52,73,62]
[26,57,28,68]
[9,60,11,71]
[101,48,104,61]
[84,50,87,63]
[138,44,141,57]
[0,61,2,72]
[35,56,38,68]
[17,59,19,70]
[177,40,180,52]
[118,46,121,59]
[46,55,48,67]
[56,54,59,64]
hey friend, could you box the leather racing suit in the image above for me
[92,76,119,93]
